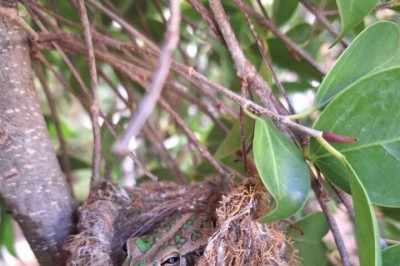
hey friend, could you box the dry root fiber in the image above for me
[198,178,297,266]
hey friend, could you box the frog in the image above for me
[124,213,213,266]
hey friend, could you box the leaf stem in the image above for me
[243,108,260,120]
[316,136,344,161]
[288,106,318,120]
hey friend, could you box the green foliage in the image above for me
[0,199,16,259]
[310,67,400,206]
[315,22,400,108]
[345,161,381,266]
[290,212,329,266]
[253,118,310,222]
[214,116,254,160]
[335,0,378,41]
[272,0,298,26]
[382,244,400,265]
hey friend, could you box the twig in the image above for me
[36,54,157,181]
[168,82,229,134]
[58,39,228,177]
[299,0,349,48]
[312,176,351,266]
[77,0,102,187]
[68,33,323,139]
[186,0,225,43]
[144,122,185,184]
[255,0,270,19]
[241,3,327,76]
[158,98,227,178]
[112,0,181,155]
[86,0,159,52]
[170,58,323,138]
[235,0,294,114]
[240,79,248,176]
[327,179,355,223]
[49,31,324,140]
[30,15,92,100]
[209,0,283,114]
[375,2,397,11]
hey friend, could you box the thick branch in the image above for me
[0,5,75,265]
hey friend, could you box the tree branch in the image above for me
[0,5,74,264]
[112,0,181,155]
[77,0,102,188]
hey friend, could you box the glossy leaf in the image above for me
[309,67,400,207]
[268,38,323,82]
[253,118,310,223]
[335,0,378,42]
[316,21,400,107]
[0,199,16,257]
[214,116,254,160]
[382,244,400,265]
[345,160,381,266]
[272,0,298,26]
[290,212,329,266]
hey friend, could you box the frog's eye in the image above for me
[161,252,180,265]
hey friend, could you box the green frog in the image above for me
[124,213,213,266]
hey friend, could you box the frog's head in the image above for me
[124,213,212,266]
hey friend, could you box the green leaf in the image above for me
[309,67,400,207]
[272,0,298,26]
[286,23,312,45]
[383,218,400,241]
[253,118,310,223]
[315,21,400,107]
[335,0,378,42]
[344,160,381,266]
[268,38,323,82]
[382,244,400,265]
[0,199,16,257]
[214,116,254,160]
[290,212,329,266]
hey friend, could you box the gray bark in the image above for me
[0,2,75,265]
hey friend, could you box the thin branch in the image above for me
[56,38,228,178]
[144,122,185,184]
[40,29,326,141]
[242,3,327,76]
[235,0,294,114]
[55,33,323,139]
[168,82,229,134]
[186,0,225,43]
[239,79,248,176]
[299,0,349,48]
[77,0,101,187]
[209,0,284,114]
[30,15,92,100]
[255,0,270,20]
[169,56,323,138]
[158,98,227,178]
[36,53,157,181]
[86,0,159,52]
[312,176,351,266]
[327,179,355,223]
[112,0,181,155]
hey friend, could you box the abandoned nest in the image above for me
[198,178,297,266]
[64,177,297,266]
